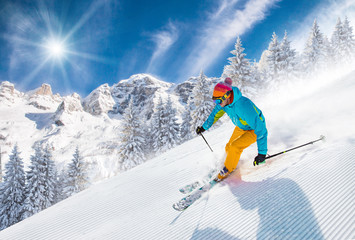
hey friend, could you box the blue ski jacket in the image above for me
[202,87,268,155]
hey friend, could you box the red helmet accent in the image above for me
[224,77,232,85]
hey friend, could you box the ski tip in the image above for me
[172,204,187,211]
[320,135,326,142]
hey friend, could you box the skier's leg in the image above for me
[225,130,257,171]
[217,130,257,180]
[225,126,245,153]
[216,126,245,181]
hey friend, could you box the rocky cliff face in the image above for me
[82,84,115,116]
[173,76,220,105]
[110,74,174,121]
[53,93,83,126]
[34,83,53,96]
[27,83,62,111]
[0,81,23,105]
[174,78,197,105]
[79,73,195,124]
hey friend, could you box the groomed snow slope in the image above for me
[0,70,354,239]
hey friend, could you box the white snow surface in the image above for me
[0,70,354,239]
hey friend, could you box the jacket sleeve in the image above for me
[202,105,225,131]
[242,103,268,155]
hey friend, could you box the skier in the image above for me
[196,77,268,181]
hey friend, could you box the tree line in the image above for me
[0,145,89,231]
[223,17,355,96]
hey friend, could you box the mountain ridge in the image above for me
[0,73,219,180]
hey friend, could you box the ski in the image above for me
[179,181,201,194]
[173,179,218,211]
[179,169,219,194]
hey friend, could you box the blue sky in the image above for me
[0,0,354,96]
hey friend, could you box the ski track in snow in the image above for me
[0,71,355,239]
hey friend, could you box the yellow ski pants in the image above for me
[223,126,257,173]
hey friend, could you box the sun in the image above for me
[44,38,67,59]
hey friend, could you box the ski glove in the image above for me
[196,126,205,134]
[253,154,266,166]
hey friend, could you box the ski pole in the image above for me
[266,135,325,159]
[200,132,213,152]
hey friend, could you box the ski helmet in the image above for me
[212,78,232,99]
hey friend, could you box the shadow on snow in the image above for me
[226,170,325,240]
[25,113,53,130]
[190,168,324,240]
[191,227,241,240]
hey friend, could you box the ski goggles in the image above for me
[212,91,231,105]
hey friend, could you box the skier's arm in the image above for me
[202,105,225,131]
[243,104,268,155]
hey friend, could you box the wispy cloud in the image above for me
[146,21,178,73]
[179,0,279,80]
[63,0,108,42]
[289,0,355,52]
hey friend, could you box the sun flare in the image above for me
[45,39,66,58]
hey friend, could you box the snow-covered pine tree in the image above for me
[145,120,156,159]
[151,97,166,154]
[323,35,336,70]
[145,95,155,121]
[41,145,57,209]
[266,32,283,88]
[22,144,43,219]
[118,98,146,170]
[303,19,326,77]
[0,145,26,230]
[279,31,298,84]
[342,16,355,63]
[221,65,232,80]
[190,71,214,134]
[250,59,264,93]
[180,104,193,142]
[257,50,271,90]
[64,147,90,197]
[161,96,180,149]
[226,37,256,97]
[331,18,344,65]
[331,17,355,65]
[55,169,67,203]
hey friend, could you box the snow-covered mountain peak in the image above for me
[25,83,63,111]
[118,73,172,88]
[53,93,83,126]
[27,83,54,97]
[0,81,23,105]
[110,74,177,119]
[57,93,82,113]
[82,83,115,116]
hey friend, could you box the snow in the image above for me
[0,69,354,239]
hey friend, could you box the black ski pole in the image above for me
[266,135,325,159]
[200,132,213,152]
